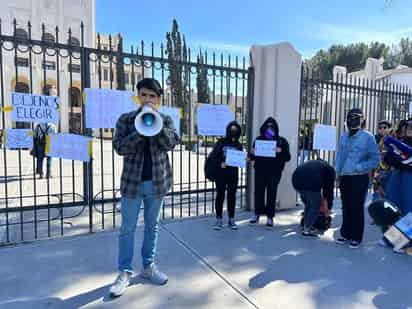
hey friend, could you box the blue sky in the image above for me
[96,0,412,60]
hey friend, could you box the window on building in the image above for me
[103,69,108,81]
[68,63,81,73]
[14,82,31,129]
[14,28,29,40]
[124,73,129,84]
[42,32,55,43]
[42,60,56,70]
[68,37,80,47]
[69,87,81,107]
[15,57,29,67]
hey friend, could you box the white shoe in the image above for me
[140,263,168,285]
[109,271,132,297]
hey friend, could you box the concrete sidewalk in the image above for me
[0,209,411,309]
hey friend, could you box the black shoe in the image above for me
[349,241,361,249]
[228,219,238,230]
[266,218,274,228]
[249,215,260,224]
[302,230,319,238]
[336,237,348,245]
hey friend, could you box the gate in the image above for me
[299,66,412,168]
[0,20,253,244]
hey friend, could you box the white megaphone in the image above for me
[135,105,163,136]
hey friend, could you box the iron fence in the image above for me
[0,20,253,244]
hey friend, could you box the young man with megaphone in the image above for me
[110,78,179,298]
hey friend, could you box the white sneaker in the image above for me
[140,263,168,285]
[109,271,132,297]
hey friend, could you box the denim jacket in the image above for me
[335,130,380,176]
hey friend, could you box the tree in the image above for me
[166,19,190,133]
[116,34,125,90]
[196,50,210,103]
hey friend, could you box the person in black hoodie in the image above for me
[249,117,291,227]
[209,121,243,230]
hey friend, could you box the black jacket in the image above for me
[250,117,291,175]
[210,121,243,178]
[292,160,336,209]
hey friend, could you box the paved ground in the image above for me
[0,208,411,309]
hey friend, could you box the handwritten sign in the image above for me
[85,88,136,128]
[197,104,235,136]
[313,124,337,151]
[159,106,181,136]
[48,133,91,162]
[226,149,247,168]
[11,92,59,124]
[4,129,33,149]
[255,140,277,158]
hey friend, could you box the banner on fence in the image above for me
[197,104,235,136]
[11,92,59,124]
[313,124,337,151]
[4,129,33,149]
[47,133,92,162]
[85,88,136,129]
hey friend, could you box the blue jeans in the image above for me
[118,181,164,272]
[385,169,412,214]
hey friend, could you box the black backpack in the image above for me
[204,143,222,182]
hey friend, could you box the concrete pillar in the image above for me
[249,42,302,210]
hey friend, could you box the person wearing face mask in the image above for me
[209,121,243,230]
[249,117,291,227]
[335,108,380,249]
[384,119,412,215]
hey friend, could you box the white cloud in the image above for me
[304,22,412,46]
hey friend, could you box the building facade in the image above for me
[0,0,95,133]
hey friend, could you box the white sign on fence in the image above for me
[255,140,277,158]
[197,104,235,136]
[85,88,136,129]
[158,106,181,136]
[225,149,247,168]
[48,133,91,162]
[4,129,33,149]
[313,124,337,151]
[11,92,59,124]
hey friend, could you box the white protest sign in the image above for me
[313,124,337,151]
[225,149,247,168]
[255,140,277,158]
[197,104,235,136]
[409,101,412,115]
[11,92,59,124]
[48,133,91,162]
[4,129,33,149]
[159,106,181,136]
[85,88,136,128]
[384,226,410,251]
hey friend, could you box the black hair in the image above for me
[378,120,391,128]
[137,78,163,96]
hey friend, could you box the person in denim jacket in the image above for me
[335,108,380,249]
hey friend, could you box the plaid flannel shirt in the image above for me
[113,109,179,198]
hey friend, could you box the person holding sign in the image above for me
[335,108,380,249]
[110,78,179,298]
[384,119,412,215]
[32,122,55,179]
[207,121,243,230]
[249,117,291,227]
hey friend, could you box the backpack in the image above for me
[205,141,224,182]
[31,124,49,157]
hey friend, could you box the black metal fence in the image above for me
[299,66,412,168]
[0,20,253,244]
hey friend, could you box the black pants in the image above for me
[254,172,282,218]
[215,173,238,219]
[339,174,369,243]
